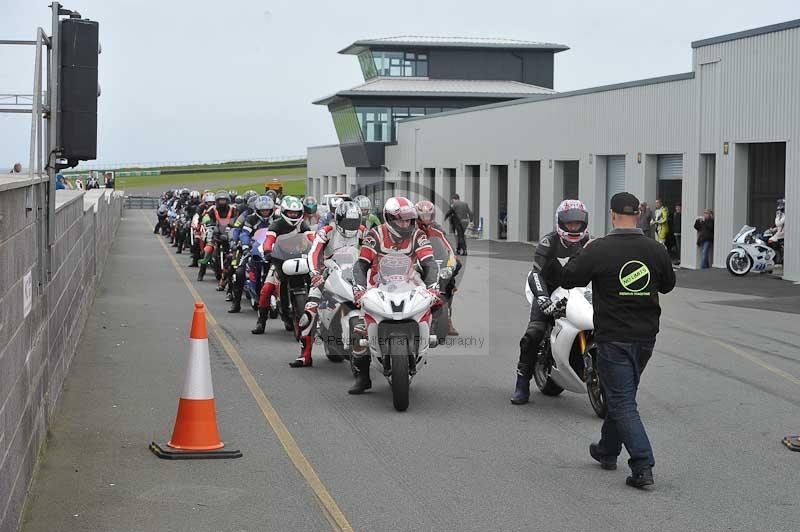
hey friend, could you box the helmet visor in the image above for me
[338,216,360,232]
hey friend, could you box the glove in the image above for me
[536,295,556,315]
[353,285,367,307]
[310,273,324,287]
[427,286,441,302]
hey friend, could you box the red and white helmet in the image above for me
[555,199,589,243]
[415,200,436,227]
[383,196,417,239]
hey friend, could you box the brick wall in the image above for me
[0,178,123,532]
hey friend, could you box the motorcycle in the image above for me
[270,231,313,340]
[525,283,606,418]
[317,245,360,363]
[726,225,777,276]
[428,235,457,346]
[174,212,190,254]
[359,253,438,412]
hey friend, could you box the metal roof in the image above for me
[401,72,696,123]
[692,18,800,48]
[312,78,556,105]
[339,35,569,55]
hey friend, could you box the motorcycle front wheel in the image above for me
[390,340,410,412]
[533,342,564,396]
[586,356,607,419]
[726,251,752,276]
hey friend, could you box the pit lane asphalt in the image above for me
[20,215,800,532]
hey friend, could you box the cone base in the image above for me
[782,435,800,451]
[150,441,242,460]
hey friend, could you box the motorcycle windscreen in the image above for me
[428,235,456,268]
[271,231,312,261]
[376,253,419,292]
[733,225,756,241]
[330,246,359,283]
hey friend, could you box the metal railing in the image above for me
[124,196,160,209]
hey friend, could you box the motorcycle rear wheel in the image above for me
[586,359,607,419]
[726,251,752,276]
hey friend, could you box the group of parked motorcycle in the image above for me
[154,188,462,411]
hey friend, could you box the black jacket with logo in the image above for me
[561,228,675,342]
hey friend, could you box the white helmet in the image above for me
[335,201,362,238]
[555,199,589,243]
[383,196,417,240]
[280,196,304,227]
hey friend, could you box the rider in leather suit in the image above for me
[511,200,591,405]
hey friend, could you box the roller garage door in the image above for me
[606,155,626,232]
[657,154,683,210]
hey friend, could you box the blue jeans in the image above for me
[596,341,655,471]
[700,240,712,269]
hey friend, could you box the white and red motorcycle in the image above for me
[359,253,438,411]
[317,245,361,362]
[525,283,606,418]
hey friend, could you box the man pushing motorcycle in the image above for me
[290,201,365,368]
[511,199,591,405]
[349,196,440,395]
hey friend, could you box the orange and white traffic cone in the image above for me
[150,302,241,459]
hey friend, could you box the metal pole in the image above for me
[46,2,60,281]
[28,31,42,178]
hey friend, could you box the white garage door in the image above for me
[657,154,683,180]
[606,155,626,232]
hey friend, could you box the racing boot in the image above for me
[448,318,459,336]
[511,365,532,405]
[228,293,241,312]
[348,356,372,394]
[189,252,199,267]
[251,307,269,334]
[197,263,207,282]
[289,336,314,368]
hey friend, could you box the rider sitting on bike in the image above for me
[415,200,461,336]
[290,201,365,368]
[302,196,320,228]
[228,195,275,313]
[511,199,590,405]
[251,196,311,335]
[348,196,440,395]
[354,195,381,231]
[198,190,237,282]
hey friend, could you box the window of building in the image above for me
[358,50,378,80]
[371,50,429,77]
[350,105,458,143]
[331,104,364,145]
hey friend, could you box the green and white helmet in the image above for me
[280,195,304,227]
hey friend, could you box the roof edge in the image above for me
[401,72,695,123]
[692,18,800,48]
[335,90,551,99]
[339,40,570,55]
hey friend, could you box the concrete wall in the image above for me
[0,177,123,532]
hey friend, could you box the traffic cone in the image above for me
[782,435,800,451]
[150,302,241,459]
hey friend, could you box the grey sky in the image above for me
[1,0,798,168]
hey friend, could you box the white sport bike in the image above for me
[317,245,361,362]
[726,225,777,276]
[359,253,438,411]
[525,283,607,418]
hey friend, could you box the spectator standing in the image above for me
[637,202,654,238]
[694,209,714,269]
[652,199,669,245]
[561,192,675,489]
[671,205,682,261]
[55,173,66,190]
[444,194,473,256]
[75,178,84,191]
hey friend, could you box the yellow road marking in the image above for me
[664,316,800,387]
[148,215,354,532]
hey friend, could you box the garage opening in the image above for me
[561,161,579,201]
[423,168,435,203]
[522,161,541,242]
[606,155,626,233]
[491,165,508,239]
[443,168,456,203]
[748,142,785,232]
[400,171,411,198]
[465,165,481,231]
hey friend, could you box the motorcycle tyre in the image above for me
[533,344,564,397]
[726,251,752,276]
[390,340,410,412]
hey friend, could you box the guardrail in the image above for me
[124,196,160,209]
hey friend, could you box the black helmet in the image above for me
[235,195,245,207]
[335,201,361,238]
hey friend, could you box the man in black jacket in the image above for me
[561,192,675,489]
[444,194,473,255]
